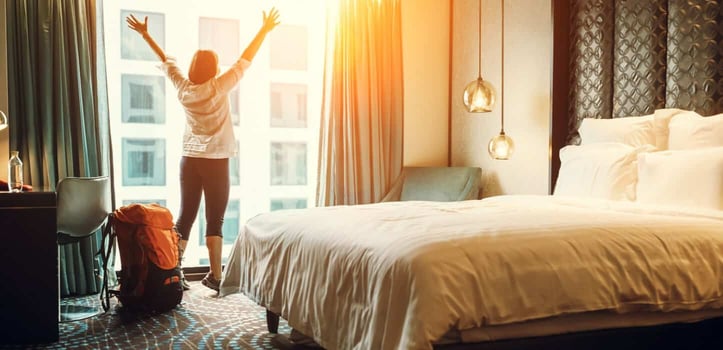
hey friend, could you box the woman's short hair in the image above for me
[188,50,219,84]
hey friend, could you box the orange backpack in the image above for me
[101,203,183,313]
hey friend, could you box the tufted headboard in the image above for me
[550,0,723,192]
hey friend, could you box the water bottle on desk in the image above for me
[8,151,23,192]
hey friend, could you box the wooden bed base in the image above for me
[435,317,723,350]
[266,309,723,350]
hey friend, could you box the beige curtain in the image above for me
[316,0,404,206]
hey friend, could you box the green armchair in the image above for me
[381,166,483,202]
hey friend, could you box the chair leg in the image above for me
[266,309,280,334]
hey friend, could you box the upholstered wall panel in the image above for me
[568,0,614,144]
[613,0,668,118]
[666,0,723,115]
[567,0,723,144]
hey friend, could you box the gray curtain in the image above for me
[6,0,112,296]
[316,0,404,206]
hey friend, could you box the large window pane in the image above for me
[270,198,307,211]
[270,142,307,185]
[270,83,307,128]
[122,138,166,186]
[199,17,239,65]
[270,25,308,71]
[122,75,165,124]
[121,10,165,61]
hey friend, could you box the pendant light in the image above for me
[463,0,496,113]
[488,0,514,160]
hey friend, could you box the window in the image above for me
[106,2,324,269]
[270,83,307,128]
[270,198,307,211]
[270,25,308,71]
[122,199,167,207]
[270,142,307,185]
[122,138,166,186]
[122,75,165,124]
[121,10,165,61]
[199,17,239,65]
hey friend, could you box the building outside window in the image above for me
[230,141,240,185]
[270,25,308,71]
[270,142,307,186]
[270,83,307,128]
[122,74,165,124]
[230,87,240,126]
[198,17,240,66]
[122,199,168,207]
[270,198,307,211]
[105,1,324,268]
[121,138,166,186]
[120,10,165,61]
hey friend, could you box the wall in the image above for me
[451,0,552,196]
[401,0,450,167]
[0,1,8,181]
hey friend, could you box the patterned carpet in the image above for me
[1,281,298,350]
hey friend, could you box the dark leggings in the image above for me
[175,156,229,240]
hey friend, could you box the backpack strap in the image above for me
[99,212,117,312]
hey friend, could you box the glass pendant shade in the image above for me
[488,131,514,160]
[0,110,7,131]
[463,77,496,113]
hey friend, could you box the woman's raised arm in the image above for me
[241,7,281,62]
[126,14,167,62]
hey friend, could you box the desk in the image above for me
[0,190,58,344]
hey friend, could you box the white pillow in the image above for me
[668,111,723,150]
[554,143,655,201]
[578,115,655,147]
[652,108,687,150]
[636,147,723,210]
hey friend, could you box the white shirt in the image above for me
[159,57,251,159]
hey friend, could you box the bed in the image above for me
[220,1,723,349]
[220,196,723,349]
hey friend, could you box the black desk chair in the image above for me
[56,176,111,321]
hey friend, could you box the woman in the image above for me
[126,8,280,292]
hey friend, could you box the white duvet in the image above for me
[219,195,723,350]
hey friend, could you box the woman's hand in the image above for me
[240,7,281,61]
[126,14,148,35]
[262,7,281,33]
[125,14,166,62]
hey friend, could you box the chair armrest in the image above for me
[455,168,482,201]
[380,172,405,202]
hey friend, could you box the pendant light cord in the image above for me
[500,0,505,132]
[478,0,482,78]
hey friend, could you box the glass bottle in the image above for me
[8,151,23,192]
